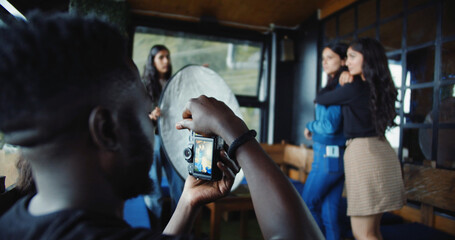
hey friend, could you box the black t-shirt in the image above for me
[0,195,198,240]
[315,79,377,139]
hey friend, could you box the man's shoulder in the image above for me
[0,196,163,240]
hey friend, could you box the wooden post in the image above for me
[421,203,435,227]
[239,210,249,239]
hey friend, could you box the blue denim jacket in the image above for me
[306,104,346,146]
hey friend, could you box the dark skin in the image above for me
[16,60,322,238]
[21,64,238,236]
[176,96,323,240]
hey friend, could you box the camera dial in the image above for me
[184,143,193,163]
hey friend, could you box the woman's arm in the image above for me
[315,80,361,105]
[175,96,324,240]
[307,105,342,135]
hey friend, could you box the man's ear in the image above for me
[89,107,119,151]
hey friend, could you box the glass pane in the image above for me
[358,27,376,39]
[403,128,428,163]
[386,116,401,150]
[441,41,455,80]
[407,6,436,46]
[0,144,21,188]
[133,27,262,97]
[403,87,433,124]
[437,128,455,169]
[388,54,403,88]
[339,8,355,36]
[443,0,455,37]
[240,107,261,140]
[358,0,376,29]
[324,17,337,42]
[380,18,402,52]
[408,0,431,9]
[439,84,455,123]
[339,35,354,45]
[406,47,435,85]
[380,0,403,19]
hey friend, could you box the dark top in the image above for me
[0,186,29,217]
[315,78,377,139]
[0,195,197,240]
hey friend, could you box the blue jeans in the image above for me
[143,135,184,228]
[301,142,345,240]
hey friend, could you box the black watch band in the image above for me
[227,130,257,160]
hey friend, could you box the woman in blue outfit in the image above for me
[302,42,348,240]
[142,45,185,230]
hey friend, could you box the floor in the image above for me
[124,195,263,239]
[196,208,263,240]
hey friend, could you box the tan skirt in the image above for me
[344,137,406,216]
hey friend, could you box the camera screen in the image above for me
[193,138,214,175]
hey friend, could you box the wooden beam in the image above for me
[391,205,421,223]
[403,164,455,212]
[421,203,434,227]
[319,0,358,20]
[392,205,455,236]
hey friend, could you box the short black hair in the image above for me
[0,12,135,146]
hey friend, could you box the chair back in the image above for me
[260,142,313,184]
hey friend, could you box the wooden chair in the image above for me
[390,163,455,237]
[282,143,313,183]
[202,142,313,240]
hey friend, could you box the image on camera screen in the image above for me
[194,138,214,175]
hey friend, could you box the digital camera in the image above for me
[183,131,224,181]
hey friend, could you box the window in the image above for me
[321,0,455,170]
[132,26,267,140]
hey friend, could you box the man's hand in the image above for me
[304,128,312,140]
[148,107,161,121]
[163,150,240,235]
[181,150,239,207]
[175,95,248,145]
[339,71,354,86]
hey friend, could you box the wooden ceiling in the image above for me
[128,0,354,32]
[5,0,356,32]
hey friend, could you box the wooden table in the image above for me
[205,195,254,240]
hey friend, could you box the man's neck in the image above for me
[28,159,124,218]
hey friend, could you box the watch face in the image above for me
[158,65,244,189]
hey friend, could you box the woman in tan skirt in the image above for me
[315,38,405,240]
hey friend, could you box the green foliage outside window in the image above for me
[0,132,4,150]
[132,28,263,136]
[133,29,261,97]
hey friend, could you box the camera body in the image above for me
[183,131,223,181]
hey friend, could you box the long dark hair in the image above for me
[322,42,348,91]
[350,37,398,137]
[142,45,172,102]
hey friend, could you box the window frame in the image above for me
[320,0,455,170]
[130,15,271,142]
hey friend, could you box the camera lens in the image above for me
[183,148,192,162]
